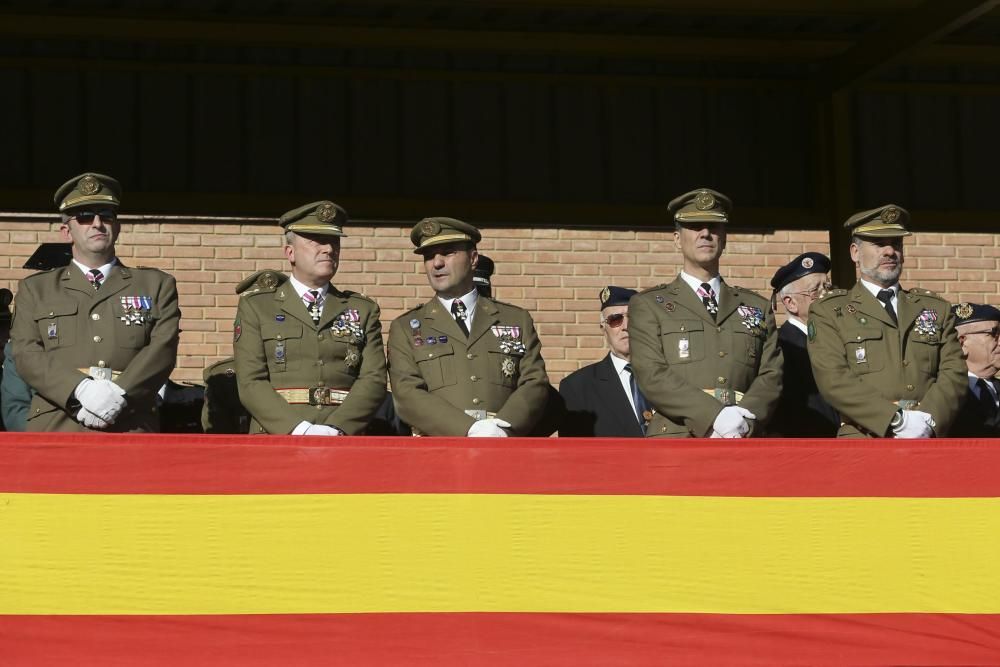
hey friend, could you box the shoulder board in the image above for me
[333,288,377,304]
[237,269,288,296]
[729,285,766,301]
[637,283,668,296]
[817,288,848,301]
[907,287,942,299]
[399,303,424,316]
[490,299,526,311]
[22,267,58,280]
[133,265,171,275]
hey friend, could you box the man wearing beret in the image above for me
[769,252,839,437]
[629,188,782,438]
[559,286,647,437]
[234,201,386,435]
[808,205,966,438]
[11,172,181,431]
[388,217,550,437]
[948,302,1000,437]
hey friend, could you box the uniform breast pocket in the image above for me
[34,302,78,350]
[844,327,886,375]
[732,329,765,367]
[488,350,520,388]
[416,343,456,390]
[262,321,303,373]
[661,320,704,363]
[909,337,942,376]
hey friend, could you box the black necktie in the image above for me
[451,300,470,337]
[87,268,104,290]
[698,282,718,320]
[977,378,998,418]
[624,363,650,434]
[876,289,897,325]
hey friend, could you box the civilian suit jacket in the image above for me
[769,321,839,437]
[558,353,643,438]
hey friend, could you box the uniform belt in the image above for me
[702,388,744,405]
[78,367,122,381]
[464,409,497,420]
[275,387,349,406]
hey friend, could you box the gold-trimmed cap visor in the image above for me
[55,173,122,212]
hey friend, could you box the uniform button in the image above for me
[317,333,323,339]
[48,312,54,317]
[470,375,478,381]
[93,336,102,343]
[98,360,106,368]
[718,351,726,357]
[472,398,481,405]
[91,313,100,321]
[717,327,722,332]
[318,360,325,366]
[466,353,474,360]
[276,335,283,340]
[906,384,914,391]
[718,377,727,384]
[902,359,909,366]
[428,353,435,358]
[680,326,686,332]
[856,335,862,341]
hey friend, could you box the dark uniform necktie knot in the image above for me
[697,282,718,320]
[87,268,104,290]
[451,300,470,337]
[876,288,897,324]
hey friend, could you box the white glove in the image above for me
[467,418,512,437]
[75,378,127,423]
[711,406,757,438]
[76,407,110,430]
[303,424,343,436]
[893,410,935,439]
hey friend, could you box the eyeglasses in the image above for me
[603,313,627,328]
[72,209,118,223]
[966,326,1000,339]
[786,283,833,299]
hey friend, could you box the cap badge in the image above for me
[801,257,814,269]
[600,287,610,304]
[881,206,900,223]
[78,175,101,195]
[956,303,974,320]
[694,191,715,211]
[421,219,440,237]
[316,203,337,223]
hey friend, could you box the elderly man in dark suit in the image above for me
[769,252,839,437]
[949,302,1000,438]
[559,286,648,437]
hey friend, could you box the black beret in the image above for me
[599,285,637,310]
[952,302,1000,325]
[473,254,495,288]
[771,252,831,291]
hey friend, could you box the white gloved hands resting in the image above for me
[893,410,935,439]
[76,406,111,430]
[75,378,127,423]
[292,421,343,436]
[710,406,757,438]
[467,417,512,437]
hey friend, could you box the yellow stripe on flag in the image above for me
[3,493,1000,615]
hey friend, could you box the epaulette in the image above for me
[22,268,57,280]
[637,283,668,295]
[400,303,423,316]
[237,269,288,297]
[202,357,237,381]
[907,287,943,299]
[333,287,377,304]
[817,288,848,301]
[490,298,525,310]
[729,285,766,300]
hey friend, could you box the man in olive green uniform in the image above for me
[11,172,181,432]
[234,201,386,435]
[388,217,550,437]
[629,188,782,438]
[807,205,966,438]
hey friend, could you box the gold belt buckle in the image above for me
[309,387,334,406]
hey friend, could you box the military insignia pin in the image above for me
[501,357,516,378]
[426,336,437,345]
[47,322,57,339]
[955,303,974,320]
[855,347,867,363]
[655,295,664,303]
[410,318,421,330]
[600,287,611,304]
[801,257,814,269]
[846,304,856,314]
[345,349,360,368]
[694,190,715,210]
[274,341,286,362]
[276,314,285,322]
[438,335,448,343]
[664,302,675,312]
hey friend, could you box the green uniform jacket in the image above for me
[807,285,966,438]
[388,297,550,436]
[234,282,387,435]
[11,263,180,432]
[628,276,783,438]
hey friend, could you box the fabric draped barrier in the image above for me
[2,433,1000,665]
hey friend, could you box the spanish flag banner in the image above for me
[2,433,1000,665]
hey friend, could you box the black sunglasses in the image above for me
[72,209,118,223]
[603,313,627,328]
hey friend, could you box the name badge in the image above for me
[47,322,57,339]
[855,346,867,364]
[275,340,286,363]
[678,337,690,359]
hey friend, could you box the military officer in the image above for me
[10,172,181,432]
[948,302,1000,437]
[628,188,782,438]
[388,217,550,437]
[234,201,386,435]
[807,205,966,438]
[769,252,839,437]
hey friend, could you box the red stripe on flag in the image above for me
[3,433,1000,496]
[3,613,1000,666]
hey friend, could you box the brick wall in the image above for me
[1,215,998,385]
